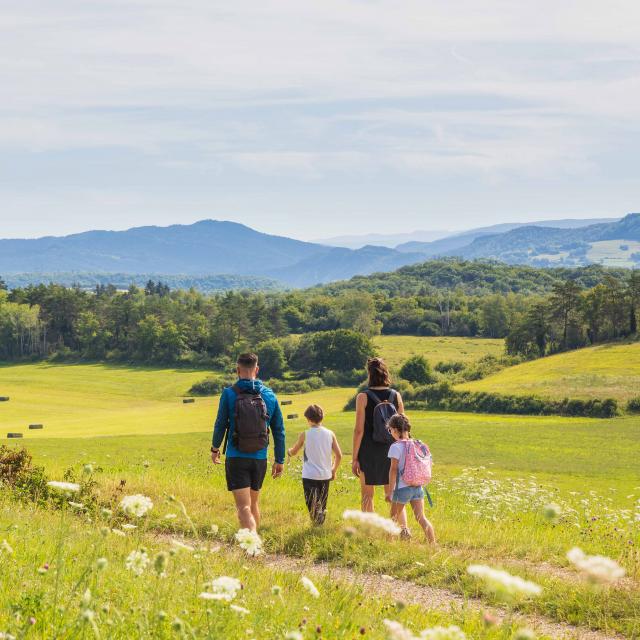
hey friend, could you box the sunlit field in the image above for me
[458,342,640,404]
[373,336,505,370]
[2,361,639,638]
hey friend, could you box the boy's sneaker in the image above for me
[400,527,412,540]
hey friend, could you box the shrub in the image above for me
[434,360,465,374]
[188,377,235,396]
[290,330,375,373]
[268,376,324,394]
[255,339,287,379]
[321,368,366,387]
[399,355,433,384]
[627,397,640,413]
[0,446,50,504]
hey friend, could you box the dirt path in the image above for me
[154,533,626,640]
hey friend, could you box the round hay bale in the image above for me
[29,424,44,429]
[0,397,9,402]
[280,400,293,406]
[287,414,299,420]
[183,398,195,404]
[7,433,23,438]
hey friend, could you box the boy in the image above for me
[287,404,342,525]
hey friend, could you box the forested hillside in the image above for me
[0,261,637,370]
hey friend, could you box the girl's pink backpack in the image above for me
[402,440,432,487]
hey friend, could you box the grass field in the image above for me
[373,336,505,369]
[2,362,639,638]
[587,239,640,268]
[457,341,640,404]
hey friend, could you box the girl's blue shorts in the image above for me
[392,485,424,504]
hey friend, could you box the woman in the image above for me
[352,357,404,513]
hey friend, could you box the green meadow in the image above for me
[458,341,640,404]
[1,355,639,638]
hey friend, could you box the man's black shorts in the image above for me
[225,457,268,492]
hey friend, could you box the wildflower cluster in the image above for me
[125,550,150,576]
[199,576,242,602]
[566,547,626,583]
[467,565,542,599]
[120,494,153,518]
[342,510,401,535]
[384,620,467,640]
[300,576,320,598]
[234,529,263,556]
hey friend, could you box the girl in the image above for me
[352,357,404,513]
[386,414,436,544]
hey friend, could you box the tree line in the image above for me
[0,265,638,367]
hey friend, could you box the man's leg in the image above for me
[232,488,256,531]
[250,489,261,529]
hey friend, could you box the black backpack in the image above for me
[230,385,270,453]
[366,389,397,445]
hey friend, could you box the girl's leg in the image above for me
[410,499,436,544]
[390,501,408,529]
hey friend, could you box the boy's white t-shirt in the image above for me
[388,440,409,489]
[302,425,334,480]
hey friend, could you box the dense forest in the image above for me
[0,260,638,371]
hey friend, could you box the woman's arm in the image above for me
[287,432,305,458]
[396,391,405,414]
[351,392,367,477]
[386,458,398,502]
[331,434,343,479]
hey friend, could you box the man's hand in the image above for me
[351,459,361,478]
[272,462,284,479]
[211,449,221,465]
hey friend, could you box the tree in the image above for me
[548,280,583,351]
[0,277,7,291]
[480,294,509,338]
[291,330,374,373]
[256,339,287,379]
[399,355,433,384]
[628,270,640,335]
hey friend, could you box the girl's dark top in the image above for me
[357,387,399,486]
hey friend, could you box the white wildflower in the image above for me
[164,513,177,520]
[47,481,80,494]
[1,540,13,555]
[383,619,416,640]
[230,604,250,615]
[285,632,303,640]
[68,501,84,510]
[300,576,320,598]
[342,510,401,535]
[234,528,263,557]
[210,524,219,535]
[513,629,536,640]
[121,524,137,531]
[111,528,126,536]
[566,547,625,583]
[199,576,242,602]
[467,565,542,598]
[120,494,153,518]
[125,550,150,576]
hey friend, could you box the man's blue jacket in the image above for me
[212,378,286,464]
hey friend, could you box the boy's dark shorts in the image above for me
[225,457,268,492]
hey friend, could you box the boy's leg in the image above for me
[410,499,436,544]
[315,480,330,524]
[303,478,319,522]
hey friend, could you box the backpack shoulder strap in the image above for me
[232,384,244,395]
[387,389,397,406]
[365,389,382,405]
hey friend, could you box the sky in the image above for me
[1,1,639,241]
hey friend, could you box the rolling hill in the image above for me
[0,220,424,288]
[456,341,640,403]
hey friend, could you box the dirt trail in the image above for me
[154,533,626,640]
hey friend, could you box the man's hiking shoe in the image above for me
[400,527,412,540]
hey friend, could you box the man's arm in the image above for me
[269,398,286,465]
[211,390,229,461]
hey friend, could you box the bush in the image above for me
[188,377,235,396]
[434,360,465,374]
[268,376,324,394]
[255,339,287,379]
[0,446,50,504]
[321,368,366,387]
[627,397,640,413]
[290,330,375,373]
[399,355,433,384]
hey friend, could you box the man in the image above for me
[211,352,285,531]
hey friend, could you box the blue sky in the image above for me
[1,1,639,240]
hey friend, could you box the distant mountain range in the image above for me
[1,214,637,290]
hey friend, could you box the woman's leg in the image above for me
[410,499,436,544]
[359,473,375,512]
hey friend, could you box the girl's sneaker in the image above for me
[400,527,412,540]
